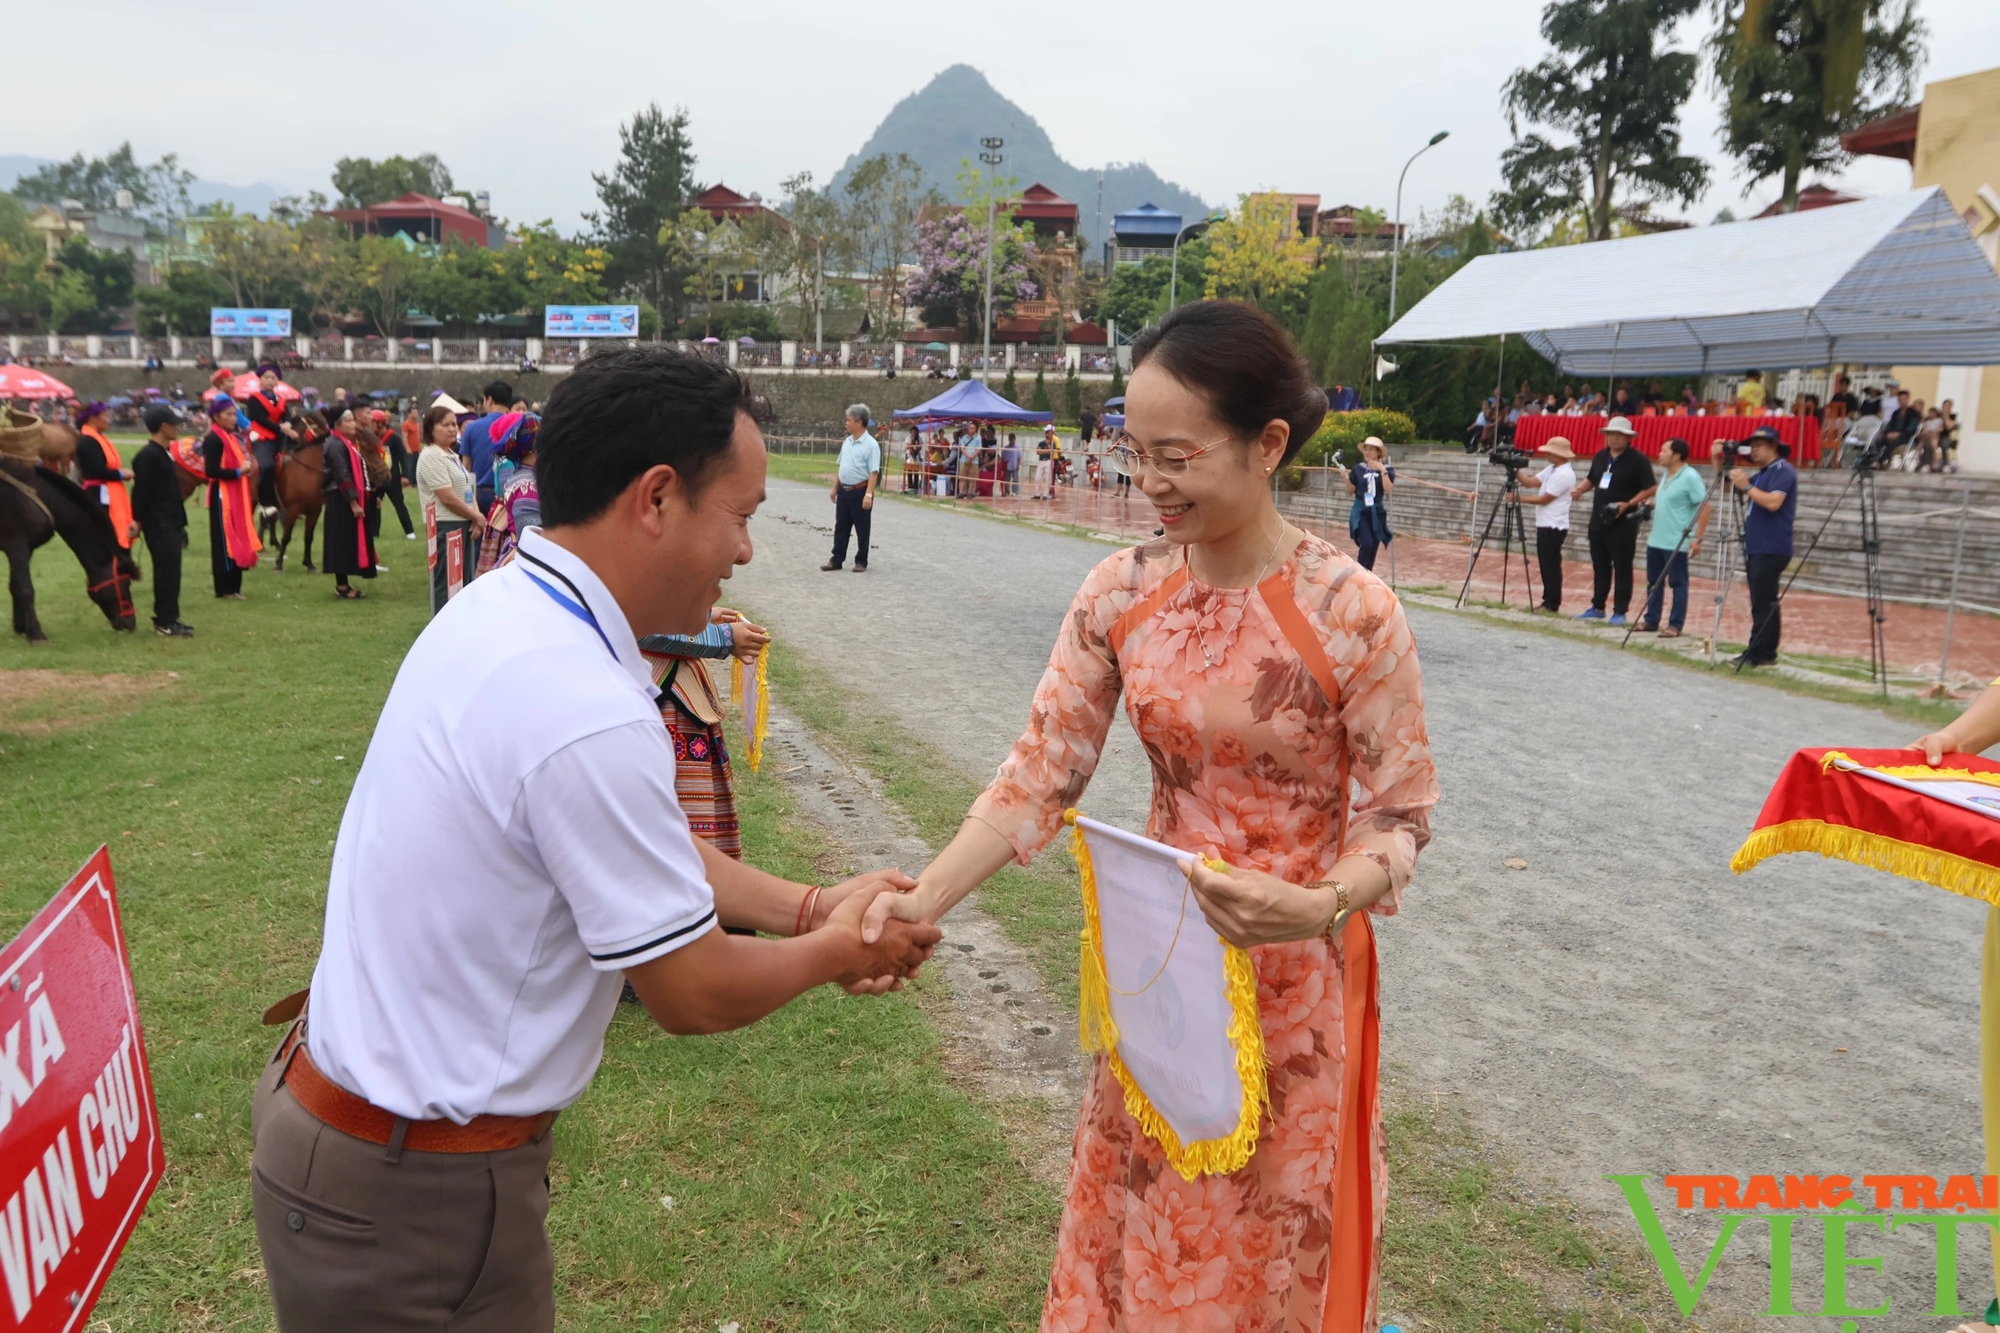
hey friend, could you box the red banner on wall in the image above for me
[0,849,161,1331]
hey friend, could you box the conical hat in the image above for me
[0,409,43,461]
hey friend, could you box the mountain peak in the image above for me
[831,66,1210,249]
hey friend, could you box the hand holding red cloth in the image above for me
[1732,746,2000,905]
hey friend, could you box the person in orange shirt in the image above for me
[74,401,137,549]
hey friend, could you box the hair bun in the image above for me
[1129,302,1326,465]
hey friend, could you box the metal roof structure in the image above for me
[1375,188,2000,373]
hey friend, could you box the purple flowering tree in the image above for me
[906,210,1037,339]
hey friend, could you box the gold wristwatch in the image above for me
[1304,880,1351,943]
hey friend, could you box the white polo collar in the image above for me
[515,527,653,692]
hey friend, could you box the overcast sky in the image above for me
[15,0,1999,235]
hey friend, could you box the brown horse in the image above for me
[271,412,327,572]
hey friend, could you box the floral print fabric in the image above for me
[969,533,1438,1333]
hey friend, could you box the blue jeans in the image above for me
[1643,546,1689,629]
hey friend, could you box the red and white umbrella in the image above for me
[0,366,75,400]
[229,371,303,402]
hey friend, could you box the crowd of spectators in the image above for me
[1464,370,1962,471]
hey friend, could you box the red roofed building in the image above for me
[1009,184,1079,242]
[693,184,785,226]
[322,193,504,249]
[1754,183,1865,218]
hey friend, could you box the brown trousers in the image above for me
[251,1046,556,1331]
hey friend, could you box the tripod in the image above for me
[1778,461,1889,692]
[1456,463,1537,611]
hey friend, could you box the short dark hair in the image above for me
[483,379,514,405]
[421,406,456,443]
[1129,300,1326,466]
[1665,437,1691,460]
[537,346,772,527]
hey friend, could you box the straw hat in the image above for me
[1535,436,1576,461]
[1602,414,1637,437]
[1360,435,1386,454]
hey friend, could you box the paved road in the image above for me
[735,481,1987,1325]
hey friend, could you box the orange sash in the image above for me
[209,428,262,568]
[1115,548,1384,1331]
[80,427,134,548]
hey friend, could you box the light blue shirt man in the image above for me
[837,427,881,487]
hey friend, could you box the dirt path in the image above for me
[737,479,1988,1327]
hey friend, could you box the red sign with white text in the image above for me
[0,849,161,1331]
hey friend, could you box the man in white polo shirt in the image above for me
[250,347,940,1331]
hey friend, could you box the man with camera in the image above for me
[1506,436,1578,612]
[1728,426,1797,668]
[1572,416,1655,626]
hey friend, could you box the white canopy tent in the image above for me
[1375,188,2000,375]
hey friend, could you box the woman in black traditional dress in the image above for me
[320,407,378,599]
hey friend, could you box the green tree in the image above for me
[196,206,299,309]
[353,235,427,338]
[12,142,193,232]
[658,207,752,337]
[1708,0,1925,211]
[330,154,456,207]
[1109,358,1125,396]
[0,196,47,327]
[587,102,700,323]
[1098,245,1208,333]
[1063,366,1082,422]
[757,171,850,345]
[135,263,235,335]
[1493,0,1710,242]
[1203,194,1315,312]
[1002,367,1019,401]
[1031,368,1050,413]
[843,153,933,338]
[45,235,134,333]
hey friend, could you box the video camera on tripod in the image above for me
[1486,443,1533,474]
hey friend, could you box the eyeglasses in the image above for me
[1105,434,1229,477]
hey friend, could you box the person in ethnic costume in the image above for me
[638,610,770,862]
[243,364,297,517]
[863,302,1438,1333]
[73,401,137,552]
[201,396,261,597]
[320,407,377,599]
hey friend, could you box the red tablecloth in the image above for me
[1513,413,1817,464]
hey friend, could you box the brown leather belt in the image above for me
[274,1019,555,1154]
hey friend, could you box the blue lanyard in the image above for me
[519,552,618,661]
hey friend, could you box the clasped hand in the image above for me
[819,873,939,994]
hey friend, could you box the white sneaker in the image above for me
[405,533,416,540]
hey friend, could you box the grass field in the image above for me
[0,509,1056,1330]
[2,455,1707,1333]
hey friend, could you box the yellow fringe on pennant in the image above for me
[1819,750,2000,790]
[1731,818,2000,907]
[1064,808,1271,1181]
[730,646,771,773]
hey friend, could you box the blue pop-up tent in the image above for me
[893,378,1052,424]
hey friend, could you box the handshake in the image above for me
[814,870,940,996]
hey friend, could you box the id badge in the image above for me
[1599,468,1613,490]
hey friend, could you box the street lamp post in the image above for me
[1168,212,1226,311]
[1389,130,1450,326]
[979,136,1004,381]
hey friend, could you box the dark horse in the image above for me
[0,445,139,642]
